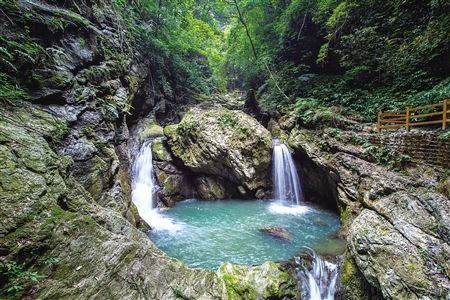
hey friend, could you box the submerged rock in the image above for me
[259,227,293,242]
[164,107,273,198]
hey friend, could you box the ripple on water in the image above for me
[149,200,340,269]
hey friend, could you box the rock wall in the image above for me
[287,127,450,300]
[368,131,450,168]
[289,128,340,211]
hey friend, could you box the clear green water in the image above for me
[149,200,340,269]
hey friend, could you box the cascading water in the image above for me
[132,141,157,215]
[132,141,180,231]
[296,251,338,300]
[272,139,304,205]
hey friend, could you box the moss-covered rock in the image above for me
[218,262,299,300]
[0,103,227,300]
[164,107,273,197]
[139,122,164,141]
[340,253,374,300]
[152,139,172,161]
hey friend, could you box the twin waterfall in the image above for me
[272,139,304,204]
[132,139,337,299]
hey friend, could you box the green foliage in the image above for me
[177,121,197,135]
[361,142,411,170]
[0,35,49,71]
[0,73,30,105]
[0,259,45,295]
[0,30,50,105]
[438,131,450,141]
[326,2,357,28]
[237,126,252,138]
[118,0,227,97]
[294,98,349,128]
[325,127,341,138]
[318,139,331,151]
[222,0,450,121]
[50,119,69,140]
[219,112,239,128]
[43,257,61,267]
[172,286,192,300]
[348,133,412,170]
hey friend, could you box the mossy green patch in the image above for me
[341,254,370,300]
[151,140,171,161]
[222,272,257,300]
[218,262,298,300]
[139,124,164,141]
[163,178,174,194]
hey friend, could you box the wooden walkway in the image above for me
[377,99,450,132]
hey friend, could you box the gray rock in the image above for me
[64,139,97,161]
[47,105,84,123]
[164,107,273,195]
[287,127,450,299]
[194,175,236,200]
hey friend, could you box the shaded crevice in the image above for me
[292,150,339,212]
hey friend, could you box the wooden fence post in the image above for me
[444,99,448,130]
[406,107,410,132]
[377,111,382,133]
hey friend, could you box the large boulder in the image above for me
[347,190,450,300]
[164,107,273,198]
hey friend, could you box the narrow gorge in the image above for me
[0,0,449,300]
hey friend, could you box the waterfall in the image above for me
[132,141,181,231]
[132,141,157,220]
[272,139,303,205]
[296,252,338,300]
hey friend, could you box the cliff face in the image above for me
[0,103,226,299]
[284,125,450,300]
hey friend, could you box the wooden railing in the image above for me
[377,99,450,132]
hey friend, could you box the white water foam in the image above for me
[268,202,311,216]
[132,141,182,232]
[296,251,338,300]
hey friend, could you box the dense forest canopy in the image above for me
[1,0,449,120]
[115,0,450,120]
